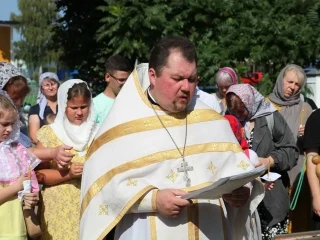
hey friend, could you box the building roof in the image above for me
[305,69,320,77]
[0,20,19,26]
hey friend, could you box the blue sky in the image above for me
[0,0,20,41]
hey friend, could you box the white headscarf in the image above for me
[50,79,96,152]
[37,72,59,120]
[0,90,40,183]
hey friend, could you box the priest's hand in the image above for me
[52,144,75,167]
[222,186,250,208]
[156,189,191,218]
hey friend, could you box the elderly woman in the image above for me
[28,72,59,144]
[267,64,313,232]
[212,67,238,115]
[226,84,299,240]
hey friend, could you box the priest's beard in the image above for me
[173,100,188,112]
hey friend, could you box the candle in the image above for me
[27,166,31,180]
[268,159,270,179]
[300,108,305,125]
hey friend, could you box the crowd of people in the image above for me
[0,36,320,240]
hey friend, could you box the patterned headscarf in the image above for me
[0,62,22,89]
[227,84,276,121]
[37,72,59,120]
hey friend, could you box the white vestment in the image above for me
[195,87,222,114]
[80,63,264,240]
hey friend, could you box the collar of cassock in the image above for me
[147,87,159,106]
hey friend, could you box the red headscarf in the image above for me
[224,115,249,153]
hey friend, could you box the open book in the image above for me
[182,165,266,200]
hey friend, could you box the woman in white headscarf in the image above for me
[35,79,97,240]
[0,62,31,148]
[28,72,59,144]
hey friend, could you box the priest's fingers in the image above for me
[156,189,189,217]
[171,211,181,218]
[173,196,191,207]
[170,189,187,197]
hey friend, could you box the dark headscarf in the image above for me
[268,64,306,139]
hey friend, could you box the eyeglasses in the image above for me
[42,82,58,90]
[109,73,128,83]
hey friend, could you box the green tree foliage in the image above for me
[54,0,320,95]
[11,0,60,70]
[54,0,107,75]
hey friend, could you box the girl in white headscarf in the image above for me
[0,91,40,239]
[35,79,97,240]
[28,72,59,144]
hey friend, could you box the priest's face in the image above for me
[149,51,197,113]
[65,95,90,125]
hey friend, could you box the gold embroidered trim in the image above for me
[181,182,212,192]
[150,213,157,240]
[133,69,162,110]
[152,189,158,212]
[188,206,195,240]
[194,200,199,240]
[218,199,228,240]
[97,185,155,240]
[87,108,224,158]
[81,142,242,216]
[187,199,199,240]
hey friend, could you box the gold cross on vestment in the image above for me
[99,204,108,215]
[127,178,138,186]
[166,170,179,183]
[237,160,250,170]
[207,162,217,174]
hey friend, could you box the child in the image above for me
[0,91,40,239]
[35,79,97,240]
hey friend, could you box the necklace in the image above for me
[150,101,193,187]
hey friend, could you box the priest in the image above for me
[80,36,264,240]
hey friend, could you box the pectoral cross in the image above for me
[177,161,193,187]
